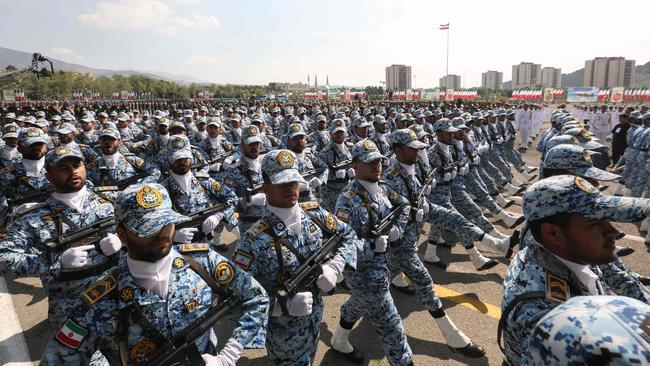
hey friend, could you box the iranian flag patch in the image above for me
[55,319,87,349]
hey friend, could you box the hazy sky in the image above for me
[2,0,649,87]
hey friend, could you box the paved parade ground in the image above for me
[1,131,648,366]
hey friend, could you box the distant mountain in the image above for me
[0,46,209,84]
[502,61,650,90]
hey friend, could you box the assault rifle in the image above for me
[8,184,55,207]
[144,296,240,366]
[45,216,116,253]
[177,203,229,240]
[368,203,409,239]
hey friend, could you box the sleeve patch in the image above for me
[177,243,209,253]
[213,261,236,285]
[55,319,88,349]
[233,250,253,270]
[336,209,351,223]
[546,273,569,303]
[82,274,117,305]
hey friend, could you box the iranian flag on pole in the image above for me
[439,23,449,30]
[55,319,87,349]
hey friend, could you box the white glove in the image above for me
[415,208,424,222]
[472,156,480,164]
[249,192,266,206]
[309,177,322,188]
[209,162,221,172]
[201,338,243,366]
[174,227,199,243]
[450,168,457,179]
[443,172,452,182]
[60,245,95,269]
[374,235,388,253]
[316,255,345,292]
[497,137,503,144]
[12,202,40,215]
[99,233,122,256]
[222,158,232,170]
[346,168,355,178]
[202,212,224,234]
[388,225,401,242]
[272,292,313,317]
[425,183,433,195]
[299,182,310,192]
[422,201,430,215]
[335,169,346,179]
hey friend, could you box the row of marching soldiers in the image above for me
[0,101,629,366]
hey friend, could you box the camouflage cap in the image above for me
[543,145,619,181]
[242,125,263,145]
[629,110,642,120]
[451,117,467,129]
[4,112,16,119]
[18,127,48,146]
[57,122,77,135]
[409,124,430,139]
[544,135,581,152]
[157,117,169,127]
[261,149,307,185]
[115,183,190,237]
[169,120,186,130]
[2,123,20,139]
[523,175,650,222]
[352,117,371,129]
[117,112,129,122]
[22,116,38,127]
[352,139,385,163]
[373,115,387,125]
[45,146,84,167]
[99,128,121,140]
[167,135,193,163]
[80,116,95,124]
[287,123,306,139]
[330,119,347,133]
[433,118,459,133]
[207,116,222,127]
[98,112,109,118]
[525,296,650,366]
[389,128,429,149]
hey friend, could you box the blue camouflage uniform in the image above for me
[318,120,354,212]
[42,183,268,365]
[0,147,118,328]
[233,150,358,366]
[334,140,413,366]
[285,123,329,203]
[500,175,650,365]
[523,296,650,366]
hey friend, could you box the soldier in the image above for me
[76,116,99,146]
[233,149,358,365]
[197,117,234,163]
[116,112,151,154]
[306,114,330,151]
[220,125,267,231]
[523,296,650,365]
[161,135,238,251]
[499,175,650,365]
[0,147,121,328]
[223,114,243,147]
[370,114,392,166]
[42,183,269,365]
[500,110,538,180]
[55,122,100,164]
[1,122,21,168]
[515,104,533,150]
[318,119,355,212]
[382,129,486,358]
[350,116,371,144]
[331,140,413,365]
[284,123,328,203]
[86,128,160,189]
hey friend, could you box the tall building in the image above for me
[583,57,636,87]
[541,67,562,88]
[385,64,412,90]
[481,70,503,90]
[512,62,542,89]
[439,74,461,89]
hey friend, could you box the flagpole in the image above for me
[446,23,449,77]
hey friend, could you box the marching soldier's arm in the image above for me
[0,215,60,277]
[207,251,269,349]
[204,176,239,228]
[598,261,650,303]
[311,205,359,270]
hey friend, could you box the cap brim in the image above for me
[124,209,190,237]
[439,127,459,133]
[579,195,650,222]
[331,127,347,133]
[406,140,429,149]
[359,151,386,163]
[581,140,604,150]
[3,133,18,138]
[270,169,307,185]
[22,137,48,146]
[169,151,193,162]
[243,137,263,144]
[574,167,621,181]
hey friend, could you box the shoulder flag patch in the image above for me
[55,319,87,349]
[233,250,253,271]
[336,209,351,223]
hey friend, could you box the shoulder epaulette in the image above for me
[247,220,269,237]
[177,243,209,253]
[95,186,118,192]
[0,166,16,174]
[300,201,320,211]
[195,172,210,178]
[388,169,399,176]
[78,143,89,148]
[122,152,135,156]
[81,273,117,305]
[342,189,356,199]
[545,273,570,303]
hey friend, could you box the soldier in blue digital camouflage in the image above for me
[76,116,100,146]
[152,124,209,178]
[42,183,269,365]
[232,149,358,366]
[0,146,122,329]
[306,114,330,152]
[500,110,538,180]
[318,119,355,212]
[196,117,234,164]
[1,123,22,168]
[331,139,413,366]
[500,175,650,366]
[284,123,328,203]
[223,114,243,147]
[369,114,392,167]
[421,120,514,271]
[54,122,100,164]
[218,125,267,232]
[86,128,160,190]
[160,134,239,251]
[381,129,487,359]
[523,295,650,366]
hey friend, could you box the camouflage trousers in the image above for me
[464,168,502,214]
